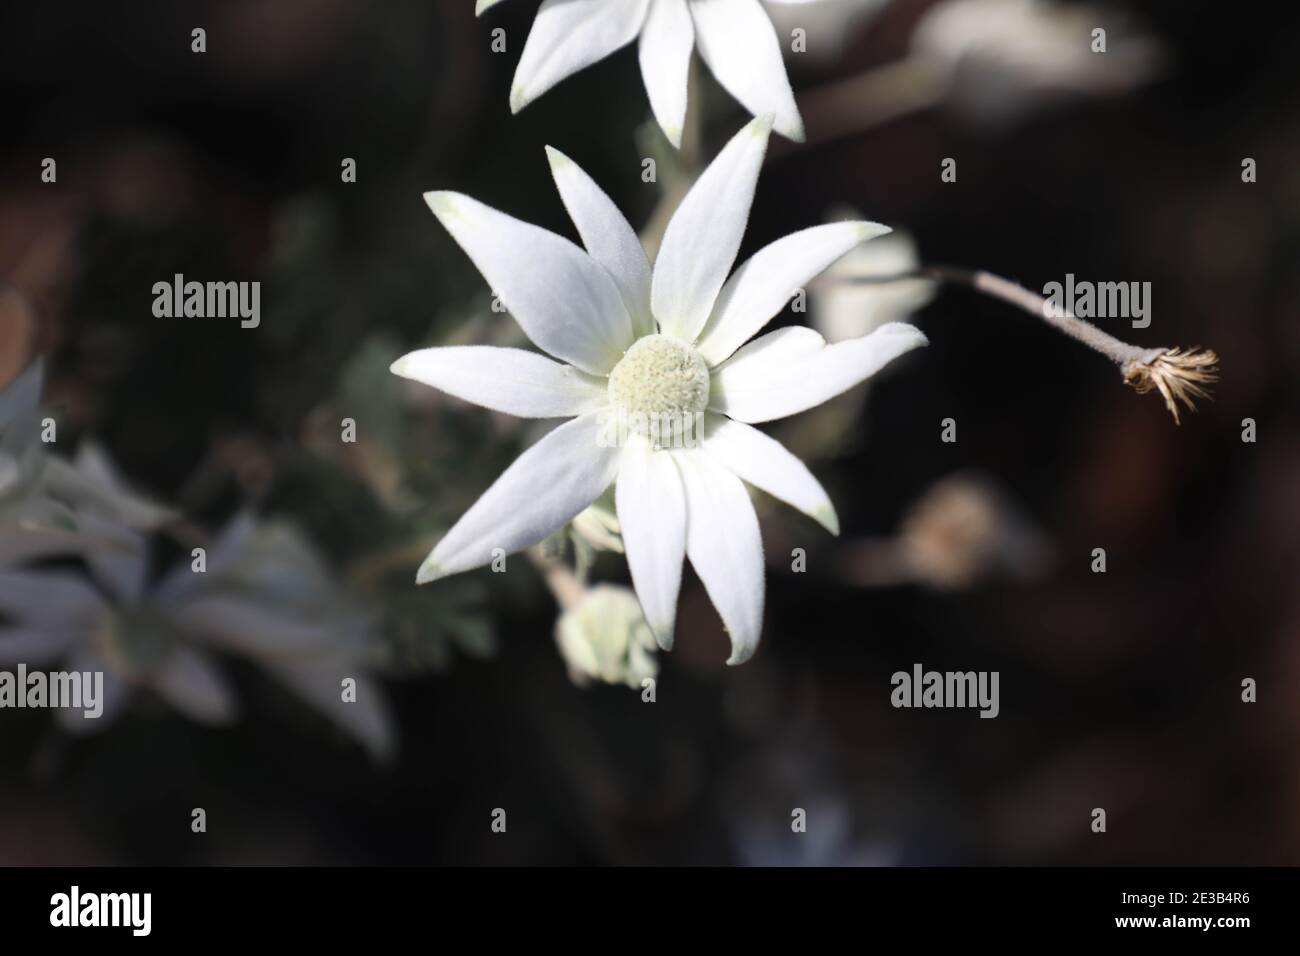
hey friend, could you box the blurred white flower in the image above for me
[0,546,237,736]
[479,0,823,146]
[912,0,1165,124]
[810,211,935,342]
[554,584,658,688]
[894,471,1051,590]
[0,361,46,502]
[836,471,1053,590]
[0,363,175,569]
[763,0,890,64]
[0,512,394,761]
[393,117,926,664]
[188,515,395,761]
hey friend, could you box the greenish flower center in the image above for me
[607,334,710,424]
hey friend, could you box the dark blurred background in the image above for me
[1,0,1298,865]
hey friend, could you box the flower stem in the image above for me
[919,266,1157,366]
[840,266,1219,423]
[526,547,585,611]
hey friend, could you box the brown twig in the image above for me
[841,266,1219,423]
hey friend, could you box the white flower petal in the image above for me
[701,413,838,533]
[75,444,175,528]
[674,449,764,665]
[0,568,106,634]
[419,411,620,582]
[615,436,686,649]
[65,441,177,531]
[696,221,892,365]
[0,628,80,666]
[425,191,634,375]
[652,115,773,342]
[639,0,695,148]
[712,321,928,423]
[545,146,655,336]
[391,345,608,418]
[811,228,935,342]
[0,478,84,559]
[511,0,652,113]
[152,646,239,725]
[690,0,805,141]
[77,513,151,606]
[0,359,43,447]
[152,511,258,607]
[709,324,825,381]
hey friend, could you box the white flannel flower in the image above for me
[479,0,818,146]
[392,117,926,664]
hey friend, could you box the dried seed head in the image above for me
[1122,347,1219,425]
